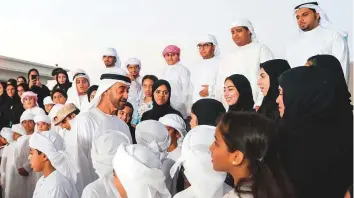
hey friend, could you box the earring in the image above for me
[232,161,236,165]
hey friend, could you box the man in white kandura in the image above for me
[216,19,273,110]
[285,1,350,82]
[125,57,143,125]
[69,68,132,191]
[191,34,221,104]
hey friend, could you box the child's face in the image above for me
[29,148,44,172]
[45,104,54,113]
[37,122,50,132]
[12,132,22,141]
[0,137,8,145]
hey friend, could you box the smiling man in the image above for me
[68,68,133,191]
[285,1,350,82]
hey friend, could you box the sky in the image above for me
[0,0,352,84]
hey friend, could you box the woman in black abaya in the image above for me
[257,59,290,121]
[141,80,182,121]
[277,66,352,198]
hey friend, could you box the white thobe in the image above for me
[66,87,90,111]
[167,146,181,162]
[174,183,232,198]
[14,135,42,198]
[216,42,273,107]
[191,56,221,104]
[32,170,79,198]
[285,26,350,82]
[128,76,143,125]
[162,63,191,118]
[1,143,23,198]
[68,107,131,191]
[81,174,120,198]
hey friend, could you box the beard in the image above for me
[116,99,127,110]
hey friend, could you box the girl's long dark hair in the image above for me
[218,112,296,198]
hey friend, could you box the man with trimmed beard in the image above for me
[68,68,132,193]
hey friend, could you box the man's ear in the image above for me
[41,153,49,162]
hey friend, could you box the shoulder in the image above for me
[82,178,104,197]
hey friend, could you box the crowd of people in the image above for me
[0,2,352,198]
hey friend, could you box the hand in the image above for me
[254,106,260,112]
[18,168,29,176]
[29,79,36,88]
[199,85,209,97]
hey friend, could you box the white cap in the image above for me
[125,57,142,69]
[12,124,26,136]
[43,96,54,106]
[102,48,117,57]
[20,110,35,123]
[34,114,51,124]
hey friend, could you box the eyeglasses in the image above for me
[197,43,213,49]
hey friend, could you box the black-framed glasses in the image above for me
[197,43,213,49]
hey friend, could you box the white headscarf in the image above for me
[103,48,121,68]
[170,125,226,198]
[197,34,220,56]
[91,130,131,178]
[113,144,171,198]
[125,57,142,69]
[231,19,258,43]
[135,120,171,161]
[29,131,79,185]
[67,70,90,110]
[12,124,26,136]
[158,114,186,144]
[49,104,64,122]
[43,96,54,106]
[34,114,51,125]
[87,68,131,110]
[0,127,13,143]
[294,2,348,38]
[20,110,35,123]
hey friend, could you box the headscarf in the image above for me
[162,45,181,56]
[66,70,90,110]
[135,120,171,161]
[55,69,72,93]
[141,80,182,121]
[197,34,220,56]
[5,82,21,103]
[20,109,35,123]
[91,130,131,178]
[170,125,226,197]
[113,144,171,198]
[87,68,131,110]
[126,57,142,69]
[12,123,26,136]
[34,114,51,125]
[29,131,79,185]
[294,2,348,38]
[191,99,226,126]
[0,127,14,143]
[279,66,334,121]
[258,59,291,120]
[0,81,8,106]
[231,19,258,42]
[225,74,254,112]
[21,91,38,104]
[102,48,121,68]
[307,55,352,107]
[87,85,98,102]
[158,113,186,140]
